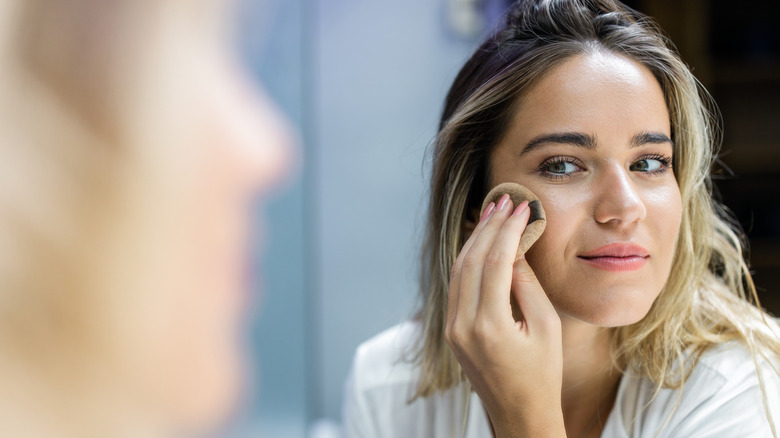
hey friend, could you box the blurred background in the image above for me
[232,0,779,436]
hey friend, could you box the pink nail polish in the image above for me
[497,193,511,211]
[481,202,495,221]
[512,201,529,216]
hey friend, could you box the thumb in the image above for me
[511,257,559,333]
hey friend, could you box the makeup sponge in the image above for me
[480,182,546,259]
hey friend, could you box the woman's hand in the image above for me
[445,194,566,438]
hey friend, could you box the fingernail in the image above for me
[512,200,529,216]
[481,202,495,221]
[497,193,511,212]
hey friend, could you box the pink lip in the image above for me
[578,243,649,272]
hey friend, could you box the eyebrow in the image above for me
[520,130,673,155]
[629,131,674,148]
[522,132,596,155]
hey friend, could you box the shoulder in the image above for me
[697,340,772,374]
[683,341,779,412]
[349,320,421,391]
[608,341,779,437]
[343,322,492,438]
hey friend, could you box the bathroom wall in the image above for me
[236,0,482,434]
[312,0,475,421]
[235,0,309,436]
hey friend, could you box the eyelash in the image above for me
[536,154,674,180]
[638,154,674,174]
[537,156,584,180]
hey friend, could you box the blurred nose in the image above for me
[221,63,297,197]
[249,89,297,194]
[593,163,646,227]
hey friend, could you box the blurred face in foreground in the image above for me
[0,0,294,435]
[115,2,295,433]
[162,58,293,431]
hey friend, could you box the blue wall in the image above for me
[236,0,479,434]
[237,0,309,435]
[313,0,475,421]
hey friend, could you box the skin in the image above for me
[157,52,294,432]
[123,21,295,435]
[446,50,682,437]
[0,1,293,436]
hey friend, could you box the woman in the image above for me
[0,0,292,436]
[344,1,780,437]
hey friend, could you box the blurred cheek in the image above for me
[158,116,253,427]
[179,63,296,341]
[147,65,295,429]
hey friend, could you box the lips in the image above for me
[577,243,649,271]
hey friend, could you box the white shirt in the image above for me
[343,321,780,438]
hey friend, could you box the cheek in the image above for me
[646,183,683,270]
[523,185,590,266]
[175,129,248,369]
[142,217,244,431]
[646,184,683,234]
[518,180,683,326]
[134,115,251,430]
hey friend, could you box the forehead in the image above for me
[508,50,670,139]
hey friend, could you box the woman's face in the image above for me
[172,56,293,428]
[489,51,681,327]
[134,31,295,432]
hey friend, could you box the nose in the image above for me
[248,88,297,194]
[221,62,297,197]
[592,163,646,226]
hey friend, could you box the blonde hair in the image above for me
[0,0,228,435]
[413,0,780,418]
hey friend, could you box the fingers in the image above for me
[447,201,496,325]
[447,191,557,348]
[449,194,532,334]
[445,193,564,425]
[477,201,531,320]
[453,194,515,321]
[512,256,559,334]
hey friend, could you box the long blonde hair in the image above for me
[413,0,780,413]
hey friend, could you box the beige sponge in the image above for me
[480,183,546,259]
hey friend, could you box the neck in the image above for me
[559,316,620,438]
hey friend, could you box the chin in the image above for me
[551,288,658,328]
[166,342,245,434]
[570,308,651,328]
[200,389,241,432]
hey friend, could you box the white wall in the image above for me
[237,0,481,433]
[313,0,475,421]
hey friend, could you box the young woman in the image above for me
[344,1,780,437]
[0,0,292,436]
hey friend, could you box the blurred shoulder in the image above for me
[350,321,421,390]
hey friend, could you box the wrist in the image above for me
[488,399,566,438]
